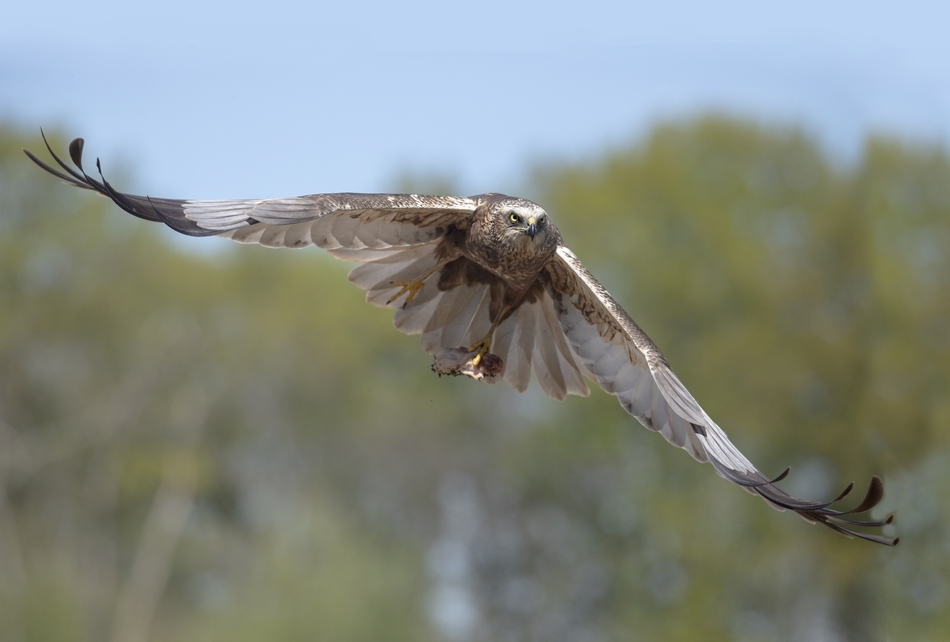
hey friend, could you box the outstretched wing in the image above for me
[545,245,897,545]
[26,135,591,401]
[24,134,477,248]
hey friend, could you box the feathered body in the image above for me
[462,195,560,292]
[427,195,562,329]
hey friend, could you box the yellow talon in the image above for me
[388,279,425,306]
[468,334,494,367]
[387,264,444,306]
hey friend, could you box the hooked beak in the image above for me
[526,217,537,240]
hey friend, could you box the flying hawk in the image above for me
[25,134,898,545]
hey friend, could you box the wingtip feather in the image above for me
[752,473,898,546]
[26,133,221,236]
[68,138,85,170]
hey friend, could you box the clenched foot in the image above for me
[432,347,504,380]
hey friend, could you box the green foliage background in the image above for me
[0,118,945,641]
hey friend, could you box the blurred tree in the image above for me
[0,118,946,641]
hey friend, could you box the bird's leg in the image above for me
[467,300,514,367]
[388,263,443,306]
[468,332,495,368]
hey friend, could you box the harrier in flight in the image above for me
[26,135,897,545]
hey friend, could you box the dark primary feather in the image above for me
[714,466,896,545]
[25,135,898,546]
[23,133,215,235]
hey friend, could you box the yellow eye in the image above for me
[509,212,519,223]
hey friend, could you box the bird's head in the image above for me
[489,197,558,252]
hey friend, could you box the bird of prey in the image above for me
[25,134,897,545]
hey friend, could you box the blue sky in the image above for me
[3,0,949,201]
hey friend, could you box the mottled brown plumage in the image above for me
[24,134,898,545]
